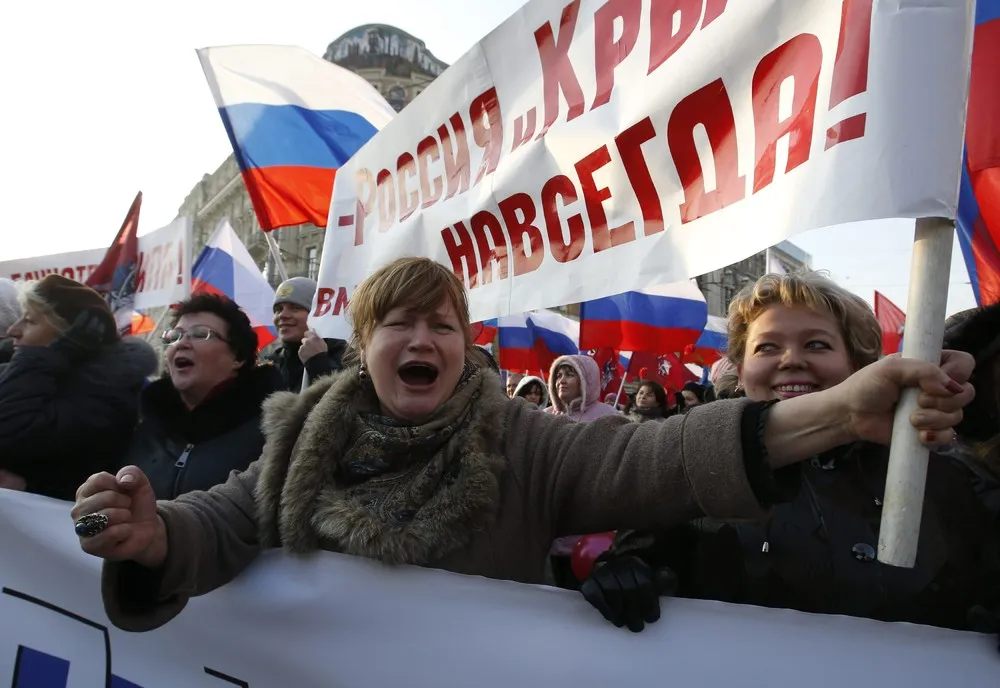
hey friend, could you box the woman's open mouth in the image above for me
[398,362,439,387]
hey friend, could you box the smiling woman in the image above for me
[590,271,1000,635]
[71,260,977,635]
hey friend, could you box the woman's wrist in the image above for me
[762,389,856,468]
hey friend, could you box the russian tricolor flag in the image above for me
[957,1,1000,305]
[197,46,397,232]
[579,281,708,354]
[690,315,728,365]
[498,310,579,376]
[192,219,278,350]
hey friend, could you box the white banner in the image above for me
[310,0,972,339]
[1,490,996,687]
[133,217,192,311]
[0,218,192,311]
[0,248,107,284]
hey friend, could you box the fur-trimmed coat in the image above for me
[102,367,767,632]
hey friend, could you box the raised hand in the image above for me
[71,466,167,568]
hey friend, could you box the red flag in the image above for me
[874,291,906,355]
[585,347,624,398]
[626,351,696,394]
[86,192,142,334]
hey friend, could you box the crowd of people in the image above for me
[1,259,998,649]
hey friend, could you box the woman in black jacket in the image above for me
[582,272,1000,637]
[120,293,283,499]
[0,275,156,500]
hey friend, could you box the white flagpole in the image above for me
[877,217,954,568]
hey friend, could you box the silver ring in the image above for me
[74,513,109,538]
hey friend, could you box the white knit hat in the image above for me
[0,278,21,336]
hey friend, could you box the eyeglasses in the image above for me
[161,325,227,346]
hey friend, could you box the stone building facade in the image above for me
[175,24,810,320]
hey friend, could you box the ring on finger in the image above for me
[75,513,109,538]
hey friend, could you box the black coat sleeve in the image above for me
[0,347,138,474]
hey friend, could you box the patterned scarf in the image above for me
[339,362,479,486]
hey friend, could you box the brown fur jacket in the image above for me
[102,366,766,632]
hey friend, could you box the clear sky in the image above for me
[0,0,979,318]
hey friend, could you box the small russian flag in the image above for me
[191,220,278,350]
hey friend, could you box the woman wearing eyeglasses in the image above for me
[118,293,283,500]
[0,275,157,500]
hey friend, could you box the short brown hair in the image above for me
[727,271,881,371]
[348,257,472,354]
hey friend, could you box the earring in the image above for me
[359,361,368,380]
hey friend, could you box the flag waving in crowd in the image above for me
[957,2,1000,305]
[197,45,396,232]
[85,191,141,334]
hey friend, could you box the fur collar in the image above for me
[256,365,510,565]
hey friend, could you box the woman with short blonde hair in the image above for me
[589,269,999,635]
[72,258,973,633]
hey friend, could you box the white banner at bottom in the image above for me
[1,490,996,687]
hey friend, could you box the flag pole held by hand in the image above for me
[877,217,954,568]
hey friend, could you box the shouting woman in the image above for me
[71,260,973,632]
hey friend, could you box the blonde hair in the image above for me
[347,257,472,357]
[726,270,881,370]
[17,283,70,334]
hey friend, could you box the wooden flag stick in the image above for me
[877,217,954,568]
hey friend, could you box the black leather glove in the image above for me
[580,555,679,632]
[50,310,109,361]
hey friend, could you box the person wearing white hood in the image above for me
[512,375,548,409]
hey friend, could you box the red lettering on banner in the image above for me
[397,153,419,222]
[648,0,701,74]
[376,169,395,232]
[313,287,350,317]
[751,34,822,193]
[667,78,746,223]
[469,212,510,284]
[702,0,729,26]
[575,145,636,252]
[592,0,641,109]
[354,168,376,245]
[471,88,503,185]
[60,267,74,278]
[512,109,537,152]
[497,193,545,276]
[826,0,873,149]
[541,175,586,263]
[441,222,480,288]
[10,273,21,281]
[616,117,664,236]
[534,0,586,138]
[417,137,443,209]
[439,114,471,200]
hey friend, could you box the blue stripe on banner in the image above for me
[219,103,378,171]
[977,0,1000,25]
[111,676,146,688]
[13,647,70,688]
[583,293,707,330]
